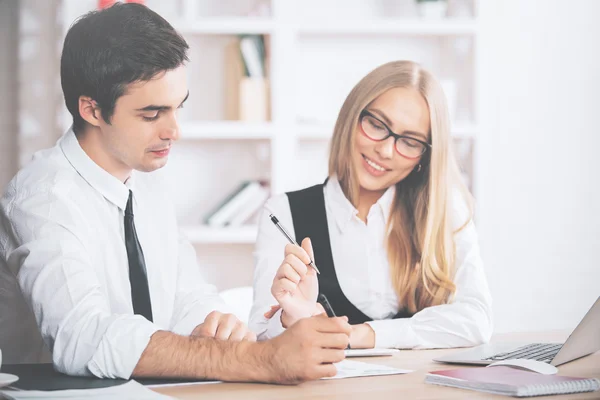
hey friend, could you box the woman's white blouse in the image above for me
[249,177,493,349]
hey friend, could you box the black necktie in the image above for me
[124,190,153,322]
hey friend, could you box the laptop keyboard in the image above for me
[484,343,562,363]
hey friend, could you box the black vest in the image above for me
[287,181,413,325]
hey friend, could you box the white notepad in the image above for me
[325,359,412,380]
[344,348,400,357]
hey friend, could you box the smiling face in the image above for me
[79,65,189,181]
[353,86,431,197]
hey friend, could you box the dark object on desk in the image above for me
[1,363,207,391]
[318,293,352,350]
[317,293,337,317]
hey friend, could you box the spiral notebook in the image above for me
[425,366,600,397]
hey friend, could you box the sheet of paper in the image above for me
[0,381,172,399]
[142,380,221,388]
[325,359,412,380]
[344,348,400,357]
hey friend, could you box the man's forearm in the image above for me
[132,330,271,381]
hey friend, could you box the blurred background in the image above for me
[0,0,598,334]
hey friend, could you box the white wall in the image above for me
[0,0,62,192]
[0,0,19,190]
[478,0,600,333]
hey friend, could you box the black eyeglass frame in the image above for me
[359,109,432,158]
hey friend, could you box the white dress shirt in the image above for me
[249,177,493,349]
[0,129,227,379]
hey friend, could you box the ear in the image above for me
[78,96,102,127]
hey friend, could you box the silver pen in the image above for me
[268,213,320,274]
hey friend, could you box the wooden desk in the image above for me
[154,331,600,399]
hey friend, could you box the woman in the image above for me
[249,60,492,349]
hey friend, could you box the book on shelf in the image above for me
[425,366,600,397]
[224,35,270,122]
[204,180,269,227]
[239,35,266,78]
[228,185,269,227]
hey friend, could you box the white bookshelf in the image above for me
[181,225,258,244]
[295,19,478,36]
[58,0,482,287]
[174,18,274,35]
[181,121,274,140]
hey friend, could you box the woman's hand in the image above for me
[349,323,376,349]
[270,238,320,327]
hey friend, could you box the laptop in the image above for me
[434,296,600,367]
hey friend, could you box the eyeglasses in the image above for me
[359,109,431,159]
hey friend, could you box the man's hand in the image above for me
[134,313,348,384]
[192,311,256,342]
[271,238,320,327]
[256,313,352,384]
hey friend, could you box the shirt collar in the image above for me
[378,182,396,223]
[324,177,357,234]
[60,128,132,211]
[325,176,396,234]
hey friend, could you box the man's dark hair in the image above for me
[60,2,189,134]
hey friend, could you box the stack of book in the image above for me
[203,181,269,227]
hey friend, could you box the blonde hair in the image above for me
[329,61,472,313]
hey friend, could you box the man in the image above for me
[0,3,350,384]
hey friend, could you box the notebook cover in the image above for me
[1,363,208,391]
[428,366,593,387]
[427,366,600,397]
